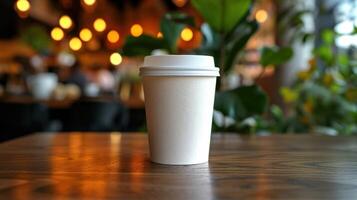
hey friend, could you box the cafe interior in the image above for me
[0,0,356,142]
[0,0,356,199]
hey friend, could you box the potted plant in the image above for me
[121,0,293,133]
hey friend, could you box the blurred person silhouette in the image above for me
[87,64,116,95]
[63,61,89,93]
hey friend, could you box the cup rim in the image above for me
[143,55,215,69]
[140,68,220,77]
[140,66,219,71]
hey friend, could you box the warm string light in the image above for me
[93,18,106,32]
[181,27,193,41]
[51,27,64,41]
[83,0,96,6]
[16,0,31,12]
[59,15,73,29]
[19,0,199,56]
[48,6,197,52]
[172,0,187,7]
[157,32,163,38]
[107,30,120,43]
[130,24,143,37]
[110,53,122,65]
[69,37,82,51]
[79,28,93,42]
[256,9,268,23]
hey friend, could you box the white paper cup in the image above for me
[27,73,58,100]
[140,55,219,165]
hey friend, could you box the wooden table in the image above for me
[0,133,356,199]
[0,95,145,109]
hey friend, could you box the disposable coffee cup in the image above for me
[140,55,220,165]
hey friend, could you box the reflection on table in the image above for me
[1,133,357,199]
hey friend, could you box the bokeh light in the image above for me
[59,15,73,29]
[157,32,163,38]
[130,24,143,37]
[110,52,122,65]
[335,21,354,34]
[79,28,93,42]
[69,37,82,51]
[256,9,268,23]
[181,27,193,41]
[83,0,96,6]
[93,18,106,32]
[172,0,187,7]
[51,27,64,41]
[16,0,31,12]
[107,30,120,43]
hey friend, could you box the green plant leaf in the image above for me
[164,12,195,26]
[200,23,221,49]
[160,12,194,53]
[193,23,222,67]
[215,85,268,120]
[191,0,252,33]
[224,20,258,73]
[280,87,298,103]
[270,105,284,121]
[322,29,335,45]
[121,35,165,56]
[338,54,350,76]
[301,32,314,44]
[337,54,349,66]
[259,46,293,67]
[194,23,222,66]
[21,25,51,53]
[122,12,193,55]
[314,45,333,66]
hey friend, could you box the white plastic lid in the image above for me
[140,55,220,77]
[143,55,215,68]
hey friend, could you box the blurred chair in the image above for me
[62,99,128,132]
[0,102,49,142]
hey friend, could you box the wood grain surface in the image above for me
[0,96,144,109]
[0,133,356,200]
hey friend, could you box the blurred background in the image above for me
[0,0,356,141]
